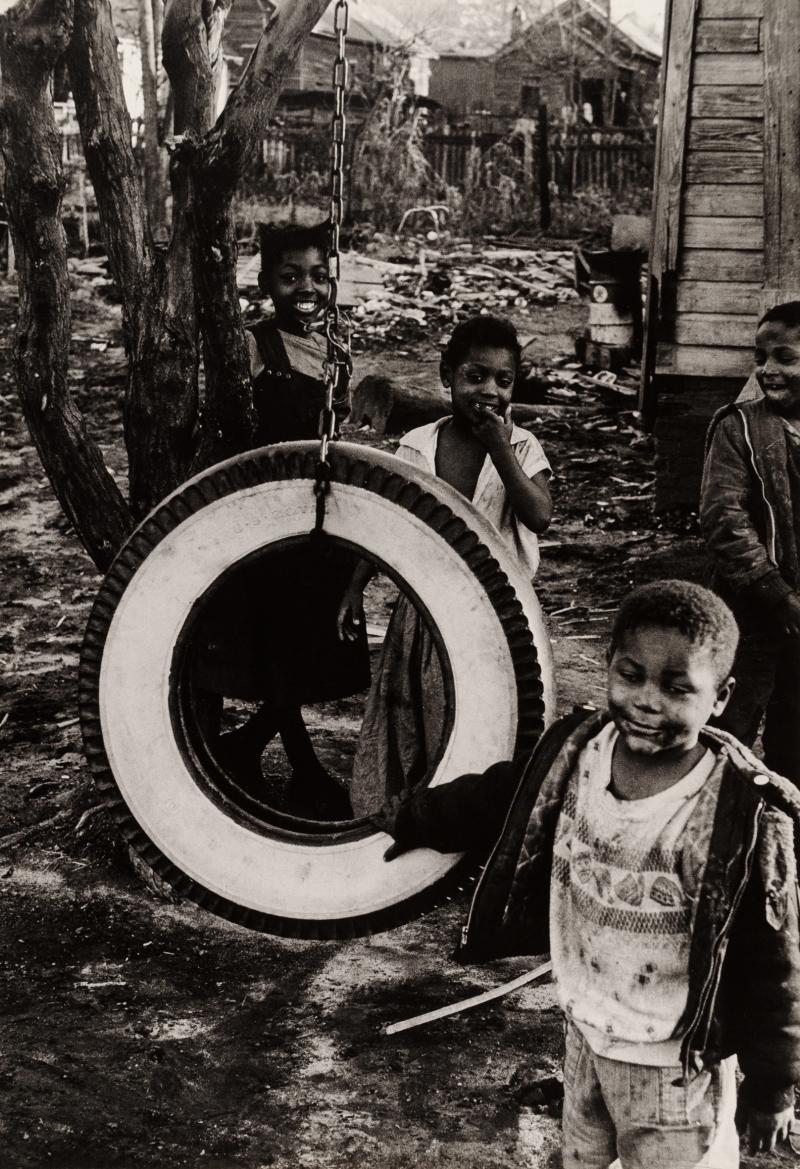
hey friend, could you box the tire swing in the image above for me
[80,442,555,938]
[78,0,555,938]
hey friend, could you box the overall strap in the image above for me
[248,319,291,374]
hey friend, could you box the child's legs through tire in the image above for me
[561,1022,617,1169]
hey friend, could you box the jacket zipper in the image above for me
[682,801,763,1073]
[460,708,599,951]
[738,408,778,564]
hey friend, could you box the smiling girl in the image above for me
[193,223,368,818]
[338,314,553,815]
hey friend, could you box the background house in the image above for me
[428,0,661,127]
[223,0,436,126]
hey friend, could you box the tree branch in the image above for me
[0,0,134,570]
[188,0,332,469]
[67,0,152,322]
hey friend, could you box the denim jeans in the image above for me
[561,1021,738,1168]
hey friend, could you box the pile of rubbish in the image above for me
[350,245,579,351]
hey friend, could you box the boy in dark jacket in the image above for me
[700,300,800,783]
[376,581,800,1167]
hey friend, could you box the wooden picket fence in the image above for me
[423,125,655,194]
[548,127,656,194]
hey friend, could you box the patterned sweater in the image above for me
[550,723,717,1064]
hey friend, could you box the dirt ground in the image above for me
[0,273,791,1169]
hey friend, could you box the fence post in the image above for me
[537,103,551,231]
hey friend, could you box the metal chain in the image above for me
[317,0,351,483]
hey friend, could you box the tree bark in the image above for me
[139,0,166,241]
[68,0,202,518]
[0,0,133,571]
[184,0,332,469]
[1,0,334,560]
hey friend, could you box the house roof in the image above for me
[311,7,401,47]
[494,0,661,65]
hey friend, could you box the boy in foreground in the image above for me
[376,581,800,1167]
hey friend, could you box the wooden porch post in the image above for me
[639,0,699,423]
[762,3,800,310]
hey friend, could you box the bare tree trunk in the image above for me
[139,0,166,241]
[0,0,133,570]
[69,0,202,518]
[1,0,333,562]
[184,0,332,468]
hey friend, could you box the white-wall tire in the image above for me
[79,441,555,938]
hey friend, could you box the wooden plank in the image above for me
[699,0,761,16]
[679,249,764,281]
[685,150,763,183]
[656,343,753,377]
[693,53,762,85]
[682,216,764,249]
[650,0,699,275]
[673,280,763,314]
[683,184,762,216]
[673,312,756,346]
[760,288,800,316]
[763,5,800,289]
[695,19,760,53]
[690,86,763,119]
[687,118,762,152]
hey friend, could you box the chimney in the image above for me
[510,4,523,40]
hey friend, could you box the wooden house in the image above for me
[223,1,434,120]
[643,0,800,509]
[427,0,661,126]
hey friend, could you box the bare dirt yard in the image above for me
[0,269,790,1168]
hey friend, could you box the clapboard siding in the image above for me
[682,216,764,249]
[690,86,762,118]
[647,0,771,508]
[687,118,762,151]
[685,151,763,183]
[683,184,762,216]
[692,53,762,85]
[679,249,764,282]
[694,19,760,53]
[699,0,760,16]
[672,280,763,314]
[672,312,755,347]
[656,344,754,377]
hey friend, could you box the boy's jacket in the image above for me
[391,708,800,1112]
[700,397,800,609]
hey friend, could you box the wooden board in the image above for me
[682,216,763,249]
[656,343,753,377]
[650,0,700,276]
[683,184,762,217]
[673,311,756,347]
[695,19,760,53]
[685,150,763,184]
[699,0,761,16]
[672,280,763,315]
[693,53,762,86]
[687,118,762,152]
[679,249,763,282]
[763,5,800,289]
[690,86,763,119]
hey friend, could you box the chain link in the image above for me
[317,0,351,477]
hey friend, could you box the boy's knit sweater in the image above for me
[551,723,716,1064]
